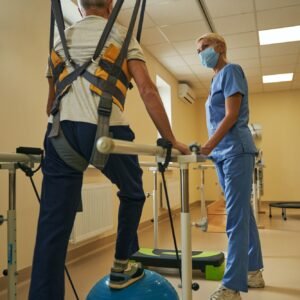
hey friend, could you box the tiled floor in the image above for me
[1,204,300,299]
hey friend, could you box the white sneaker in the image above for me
[210,285,241,300]
[248,270,265,288]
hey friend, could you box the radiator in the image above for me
[70,183,114,244]
[160,179,180,209]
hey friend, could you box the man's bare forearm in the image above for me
[141,87,176,144]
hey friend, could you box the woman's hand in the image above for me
[201,144,213,156]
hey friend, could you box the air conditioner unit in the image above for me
[178,83,196,104]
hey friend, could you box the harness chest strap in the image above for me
[49,44,131,114]
[89,43,132,112]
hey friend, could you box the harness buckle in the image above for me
[98,106,112,117]
[50,105,59,116]
[65,58,73,67]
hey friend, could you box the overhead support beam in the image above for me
[196,0,216,33]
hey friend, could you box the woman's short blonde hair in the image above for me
[196,33,227,56]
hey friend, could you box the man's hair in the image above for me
[196,33,227,56]
[77,0,108,9]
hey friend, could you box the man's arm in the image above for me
[128,60,189,154]
[47,77,55,116]
[201,93,242,155]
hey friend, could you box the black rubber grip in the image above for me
[16,147,43,155]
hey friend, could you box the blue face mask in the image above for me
[199,47,220,68]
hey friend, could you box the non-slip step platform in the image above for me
[131,247,225,280]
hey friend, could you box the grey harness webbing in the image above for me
[90,0,142,169]
[89,92,113,169]
[49,112,89,172]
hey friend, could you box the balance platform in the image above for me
[131,248,225,280]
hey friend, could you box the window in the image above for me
[156,75,172,137]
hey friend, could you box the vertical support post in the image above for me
[200,168,205,211]
[180,163,192,300]
[256,166,261,212]
[252,168,258,221]
[199,167,208,231]
[152,169,158,249]
[254,164,265,228]
[8,167,17,300]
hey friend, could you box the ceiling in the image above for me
[116,0,300,99]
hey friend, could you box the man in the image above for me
[29,0,189,299]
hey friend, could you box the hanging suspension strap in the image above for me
[136,0,147,43]
[89,0,142,168]
[49,6,55,54]
[51,0,74,67]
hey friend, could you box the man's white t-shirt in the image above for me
[48,15,145,126]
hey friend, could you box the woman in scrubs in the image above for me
[196,33,265,300]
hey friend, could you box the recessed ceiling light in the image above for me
[259,25,300,45]
[262,73,294,84]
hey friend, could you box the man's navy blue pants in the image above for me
[29,121,146,300]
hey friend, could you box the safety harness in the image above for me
[48,0,146,171]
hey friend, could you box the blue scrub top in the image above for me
[205,63,257,162]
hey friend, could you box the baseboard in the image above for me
[261,200,300,203]
[0,267,32,293]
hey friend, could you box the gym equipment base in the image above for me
[269,202,300,221]
[131,248,225,280]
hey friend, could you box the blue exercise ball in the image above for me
[87,269,179,300]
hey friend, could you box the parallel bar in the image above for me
[139,161,179,168]
[97,136,180,157]
[0,153,41,164]
[194,164,215,170]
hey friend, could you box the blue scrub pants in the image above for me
[28,121,145,300]
[215,154,263,292]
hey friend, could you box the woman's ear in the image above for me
[107,0,113,15]
[215,42,225,55]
